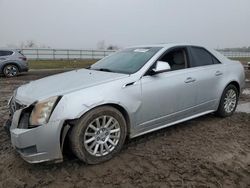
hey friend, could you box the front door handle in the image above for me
[215,71,223,76]
[184,77,196,83]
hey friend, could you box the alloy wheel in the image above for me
[84,115,121,156]
[223,89,237,113]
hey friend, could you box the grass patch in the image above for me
[28,59,98,69]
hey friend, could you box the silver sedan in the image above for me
[5,43,245,164]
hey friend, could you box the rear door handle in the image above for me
[215,71,223,76]
[184,77,196,83]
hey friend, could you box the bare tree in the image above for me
[18,40,50,49]
[96,40,106,50]
[26,40,36,48]
[19,40,36,48]
[107,45,119,50]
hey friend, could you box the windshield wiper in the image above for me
[92,68,113,72]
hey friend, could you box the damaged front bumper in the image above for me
[5,106,65,164]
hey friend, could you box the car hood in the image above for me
[16,69,128,104]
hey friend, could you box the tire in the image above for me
[216,84,239,117]
[3,64,19,77]
[69,106,127,164]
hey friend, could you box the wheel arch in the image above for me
[76,103,131,134]
[218,80,240,104]
[215,80,240,117]
[225,80,240,94]
[106,103,131,135]
[60,103,132,153]
[217,80,240,106]
[2,62,21,72]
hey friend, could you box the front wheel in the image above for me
[216,84,239,117]
[69,106,127,164]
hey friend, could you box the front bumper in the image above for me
[7,108,64,163]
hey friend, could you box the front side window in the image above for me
[90,47,162,74]
[158,48,188,71]
[190,47,215,67]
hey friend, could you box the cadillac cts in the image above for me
[5,44,245,164]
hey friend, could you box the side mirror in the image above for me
[150,61,171,75]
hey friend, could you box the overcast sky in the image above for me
[0,0,249,49]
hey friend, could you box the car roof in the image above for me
[127,43,229,63]
[127,43,203,49]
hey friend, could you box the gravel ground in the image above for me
[0,69,249,188]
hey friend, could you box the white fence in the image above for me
[19,49,116,60]
[18,48,250,60]
[217,51,250,58]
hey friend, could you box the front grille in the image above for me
[10,98,26,116]
[8,98,33,129]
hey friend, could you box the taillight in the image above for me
[19,57,27,61]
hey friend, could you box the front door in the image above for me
[136,47,198,131]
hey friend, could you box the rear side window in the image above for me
[190,47,218,67]
[0,50,13,56]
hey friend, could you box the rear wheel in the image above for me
[3,64,19,77]
[216,84,239,117]
[69,106,127,164]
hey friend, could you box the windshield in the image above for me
[90,47,162,74]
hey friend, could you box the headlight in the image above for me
[29,96,61,126]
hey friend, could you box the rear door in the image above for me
[188,46,224,111]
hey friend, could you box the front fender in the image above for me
[49,81,142,131]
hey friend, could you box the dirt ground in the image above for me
[0,69,249,188]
